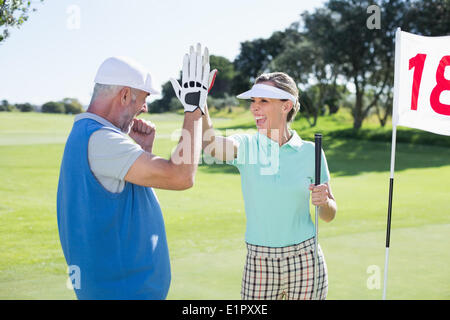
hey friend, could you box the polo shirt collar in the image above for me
[285,130,303,150]
[74,112,122,133]
[257,129,303,151]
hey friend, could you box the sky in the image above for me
[0,0,325,106]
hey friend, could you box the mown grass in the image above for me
[0,110,449,300]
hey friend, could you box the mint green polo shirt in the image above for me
[228,130,330,247]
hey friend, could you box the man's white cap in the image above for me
[236,83,296,104]
[94,56,160,95]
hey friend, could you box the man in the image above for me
[57,44,215,299]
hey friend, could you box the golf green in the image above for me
[0,111,448,299]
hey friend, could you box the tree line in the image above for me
[1,0,448,130]
[0,98,84,114]
[150,0,449,129]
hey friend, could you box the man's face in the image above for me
[120,88,149,133]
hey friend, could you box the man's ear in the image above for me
[120,87,132,106]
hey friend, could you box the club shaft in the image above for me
[313,134,322,300]
[314,207,319,300]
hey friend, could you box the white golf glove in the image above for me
[170,43,217,114]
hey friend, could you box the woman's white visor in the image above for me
[236,84,296,103]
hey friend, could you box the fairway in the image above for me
[0,111,449,300]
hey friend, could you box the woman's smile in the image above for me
[255,115,267,127]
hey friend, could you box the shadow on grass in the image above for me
[197,138,450,177]
[320,138,450,177]
[326,128,450,148]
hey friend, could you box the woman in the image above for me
[202,72,337,300]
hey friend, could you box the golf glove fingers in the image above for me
[170,43,213,114]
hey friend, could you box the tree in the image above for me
[209,55,235,98]
[0,0,43,43]
[233,28,302,94]
[357,0,449,127]
[16,102,33,112]
[62,98,83,114]
[147,80,177,113]
[41,101,64,113]
[268,33,312,84]
[269,31,344,126]
[207,94,239,112]
[0,99,15,111]
[301,0,414,129]
[407,0,450,36]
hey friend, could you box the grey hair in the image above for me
[255,72,300,123]
[89,83,137,105]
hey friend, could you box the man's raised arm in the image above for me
[125,44,212,190]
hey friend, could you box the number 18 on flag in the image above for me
[393,28,450,136]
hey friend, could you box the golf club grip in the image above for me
[315,134,322,186]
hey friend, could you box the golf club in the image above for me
[313,133,322,300]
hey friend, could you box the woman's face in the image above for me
[249,82,289,134]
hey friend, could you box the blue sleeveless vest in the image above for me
[57,118,171,299]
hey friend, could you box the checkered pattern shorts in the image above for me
[241,238,328,300]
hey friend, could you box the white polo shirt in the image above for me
[74,113,144,193]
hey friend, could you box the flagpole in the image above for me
[383,27,402,300]
[383,123,397,300]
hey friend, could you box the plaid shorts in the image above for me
[241,238,328,300]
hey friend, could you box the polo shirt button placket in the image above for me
[268,143,277,181]
[275,146,281,181]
